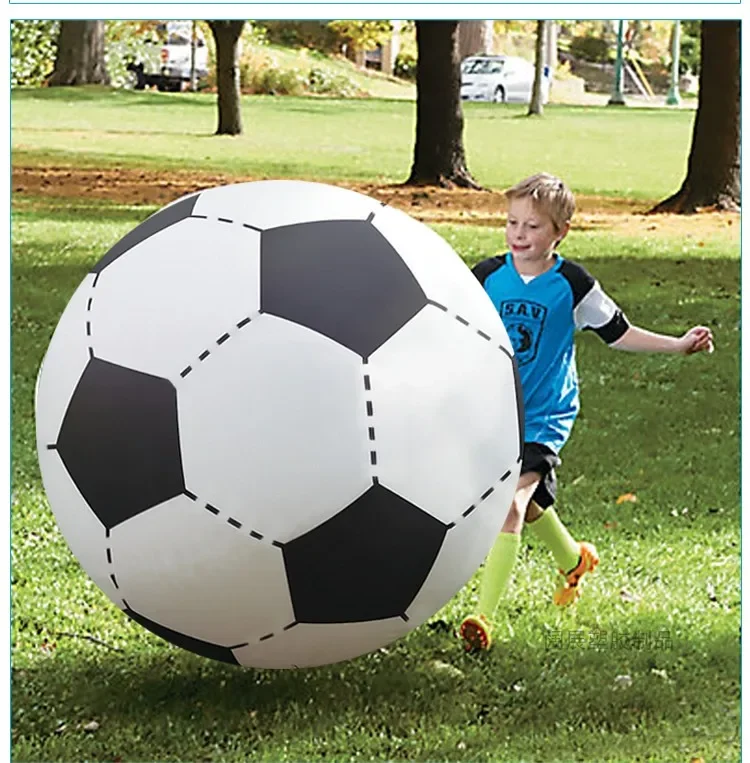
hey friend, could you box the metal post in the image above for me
[608,20,626,106]
[666,20,681,106]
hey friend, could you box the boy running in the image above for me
[460,173,714,651]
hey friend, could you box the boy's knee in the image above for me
[506,497,525,523]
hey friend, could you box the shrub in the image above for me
[234,46,365,97]
[393,50,417,81]
[11,20,59,86]
[569,34,612,63]
[307,66,363,97]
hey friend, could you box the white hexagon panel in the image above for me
[35,180,522,668]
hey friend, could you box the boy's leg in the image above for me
[523,448,599,606]
[525,501,580,574]
[459,472,540,652]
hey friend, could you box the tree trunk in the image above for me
[458,20,494,59]
[528,20,545,116]
[207,20,245,136]
[405,21,481,189]
[649,20,740,213]
[47,20,109,86]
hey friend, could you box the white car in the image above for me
[460,55,550,104]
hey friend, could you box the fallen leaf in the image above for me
[650,668,669,680]
[613,674,632,689]
[616,493,638,505]
[82,720,100,732]
[604,521,619,530]
[689,757,705,763]
[426,660,465,680]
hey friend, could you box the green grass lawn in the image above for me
[11,191,740,761]
[12,87,695,200]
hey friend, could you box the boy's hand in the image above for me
[680,326,714,355]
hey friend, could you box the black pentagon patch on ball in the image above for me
[124,605,243,664]
[260,219,427,357]
[55,358,185,530]
[282,483,447,624]
[91,195,199,273]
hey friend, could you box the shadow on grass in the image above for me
[11,618,739,741]
[12,86,214,109]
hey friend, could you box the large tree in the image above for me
[47,20,109,86]
[457,20,494,60]
[207,20,245,136]
[650,20,740,213]
[405,20,479,188]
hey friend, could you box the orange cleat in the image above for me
[553,542,599,607]
[459,614,492,652]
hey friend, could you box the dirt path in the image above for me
[12,165,738,240]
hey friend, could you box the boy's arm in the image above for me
[611,325,714,355]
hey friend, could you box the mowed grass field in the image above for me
[12,87,696,200]
[11,88,740,762]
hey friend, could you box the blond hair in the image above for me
[505,173,576,232]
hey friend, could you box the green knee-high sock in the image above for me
[528,507,580,574]
[477,532,521,618]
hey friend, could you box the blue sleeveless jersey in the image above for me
[473,253,629,453]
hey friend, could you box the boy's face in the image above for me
[505,197,568,262]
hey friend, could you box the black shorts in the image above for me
[521,442,560,509]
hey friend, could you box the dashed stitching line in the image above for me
[362,358,378,483]
[188,213,264,233]
[86,273,98,358]
[104,530,119,591]
[445,468,515,529]
[182,489,275,547]
[178,312,257,379]
[426,298,510,351]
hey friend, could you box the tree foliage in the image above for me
[11,20,59,86]
[325,20,393,52]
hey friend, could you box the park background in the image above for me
[10,18,740,763]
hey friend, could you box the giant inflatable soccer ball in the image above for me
[35,180,522,669]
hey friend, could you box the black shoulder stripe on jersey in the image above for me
[471,255,507,285]
[558,259,595,308]
[586,310,630,344]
